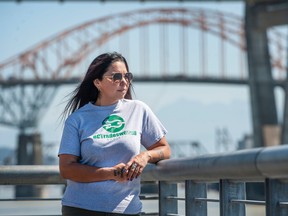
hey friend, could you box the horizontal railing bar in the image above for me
[143,145,288,182]
[231,199,266,205]
[166,196,230,204]
[0,165,65,185]
[0,215,61,216]
[166,196,185,201]
[1,145,288,184]
[194,198,219,202]
[0,198,61,201]
[139,194,159,199]
[279,202,288,207]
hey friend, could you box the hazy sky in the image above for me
[0,1,254,155]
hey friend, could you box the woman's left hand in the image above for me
[125,152,150,181]
[125,137,171,181]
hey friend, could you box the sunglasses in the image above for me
[104,72,133,83]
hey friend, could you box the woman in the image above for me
[58,52,171,216]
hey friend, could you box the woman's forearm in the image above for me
[146,146,170,163]
[59,161,114,183]
[59,154,128,183]
[147,137,171,163]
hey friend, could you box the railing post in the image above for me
[159,181,178,216]
[185,180,207,216]
[265,178,288,216]
[220,179,246,216]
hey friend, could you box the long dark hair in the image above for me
[62,52,132,119]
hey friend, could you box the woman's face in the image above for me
[93,61,131,106]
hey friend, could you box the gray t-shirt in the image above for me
[58,99,167,214]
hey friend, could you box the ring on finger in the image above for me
[131,163,137,169]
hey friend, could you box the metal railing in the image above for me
[1,145,288,215]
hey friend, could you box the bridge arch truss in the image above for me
[0,7,287,130]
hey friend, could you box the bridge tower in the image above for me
[245,1,288,148]
[0,84,57,197]
[245,0,288,200]
[16,132,43,197]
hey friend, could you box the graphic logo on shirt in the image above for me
[92,114,137,140]
[102,115,125,133]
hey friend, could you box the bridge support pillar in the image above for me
[245,3,280,148]
[16,132,43,198]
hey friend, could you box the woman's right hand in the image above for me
[112,163,128,182]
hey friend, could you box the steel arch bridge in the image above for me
[0,7,287,130]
